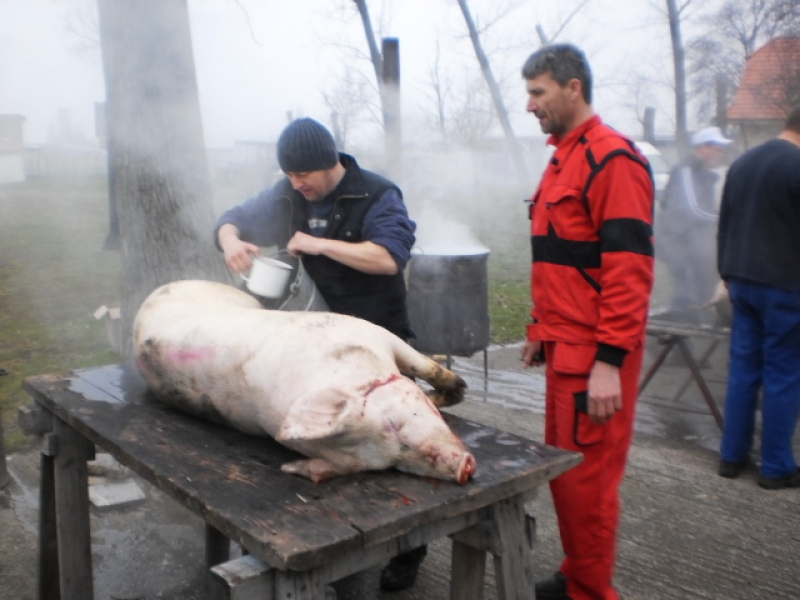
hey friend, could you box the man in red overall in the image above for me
[520,44,655,600]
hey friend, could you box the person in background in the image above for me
[214,117,426,592]
[655,126,732,313]
[520,44,654,600]
[716,106,800,490]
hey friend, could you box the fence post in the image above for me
[0,420,9,489]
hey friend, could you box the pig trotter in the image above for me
[281,458,344,483]
[425,387,465,408]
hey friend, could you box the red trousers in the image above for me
[543,340,643,600]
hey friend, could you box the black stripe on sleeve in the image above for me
[599,218,653,257]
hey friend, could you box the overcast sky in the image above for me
[1,0,698,149]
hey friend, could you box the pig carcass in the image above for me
[133,280,476,484]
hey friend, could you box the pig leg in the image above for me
[281,458,347,484]
[392,341,466,407]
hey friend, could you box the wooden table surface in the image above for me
[24,364,580,574]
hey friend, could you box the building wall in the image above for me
[0,115,25,153]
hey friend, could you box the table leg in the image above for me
[206,523,231,568]
[490,495,534,600]
[639,337,676,393]
[273,569,331,599]
[450,539,486,600]
[38,452,60,600]
[672,340,721,402]
[675,337,724,430]
[52,418,94,600]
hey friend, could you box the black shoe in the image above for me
[758,468,800,490]
[535,571,572,600]
[379,546,427,592]
[718,459,748,479]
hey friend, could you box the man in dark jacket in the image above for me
[656,126,731,312]
[214,117,425,591]
[716,106,800,490]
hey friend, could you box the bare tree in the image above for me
[665,0,694,156]
[322,67,379,150]
[689,0,800,125]
[96,0,231,356]
[455,0,529,187]
[421,38,452,145]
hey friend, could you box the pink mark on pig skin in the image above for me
[364,374,403,397]
[167,347,216,364]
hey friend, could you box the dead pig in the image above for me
[133,280,476,485]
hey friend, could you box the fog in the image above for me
[1,0,734,289]
[1,0,686,150]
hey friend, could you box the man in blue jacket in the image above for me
[214,117,426,591]
[716,106,800,490]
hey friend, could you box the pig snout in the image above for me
[458,453,476,484]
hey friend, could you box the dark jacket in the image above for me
[718,139,800,291]
[214,154,413,338]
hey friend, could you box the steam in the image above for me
[412,204,489,257]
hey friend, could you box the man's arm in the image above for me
[286,234,398,274]
[287,188,416,275]
[588,153,655,423]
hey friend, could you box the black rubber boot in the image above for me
[535,571,572,600]
[379,545,428,592]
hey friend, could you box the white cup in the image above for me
[241,256,294,298]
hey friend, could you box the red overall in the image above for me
[528,116,654,600]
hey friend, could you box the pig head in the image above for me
[133,280,475,485]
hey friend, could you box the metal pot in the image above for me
[406,249,490,357]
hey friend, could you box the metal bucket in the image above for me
[248,251,328,312]
[406,248,490,356]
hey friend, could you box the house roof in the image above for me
[728,37,800,121]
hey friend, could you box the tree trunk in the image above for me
[666,0,690,156]
[96,0,232,357]
[456,0,530,189]
[353,0,383,89]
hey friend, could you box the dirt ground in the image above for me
[1,340,798,600]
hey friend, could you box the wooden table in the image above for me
[24,364,581,600]
[640,309,731,430]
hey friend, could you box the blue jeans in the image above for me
[720,278,800,478]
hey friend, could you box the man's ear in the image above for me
[567,78,582,101]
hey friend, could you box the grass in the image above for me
[0,178,122,451]
[0,176,532,453]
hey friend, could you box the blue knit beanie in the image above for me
[277,118,339,173]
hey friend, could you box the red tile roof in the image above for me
[728,37,800,121]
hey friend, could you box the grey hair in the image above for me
[521,43,593,104]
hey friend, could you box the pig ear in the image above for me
[276,389,356,441]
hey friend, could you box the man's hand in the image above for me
[587,361,622,424]
[286,231,324,257]
[218,224,260,273]
[521,340,544,367]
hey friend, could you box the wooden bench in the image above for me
[23,363,581,600]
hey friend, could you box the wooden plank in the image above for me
[24,365,581,572]
[52,418,94,600]
[273,569,331,600]
[450,539,486,600]
[38,453,60,600]
[208,554,273,600]
[18,403,53,435]
[491,495,535,600]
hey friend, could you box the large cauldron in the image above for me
[406,248,490,357]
